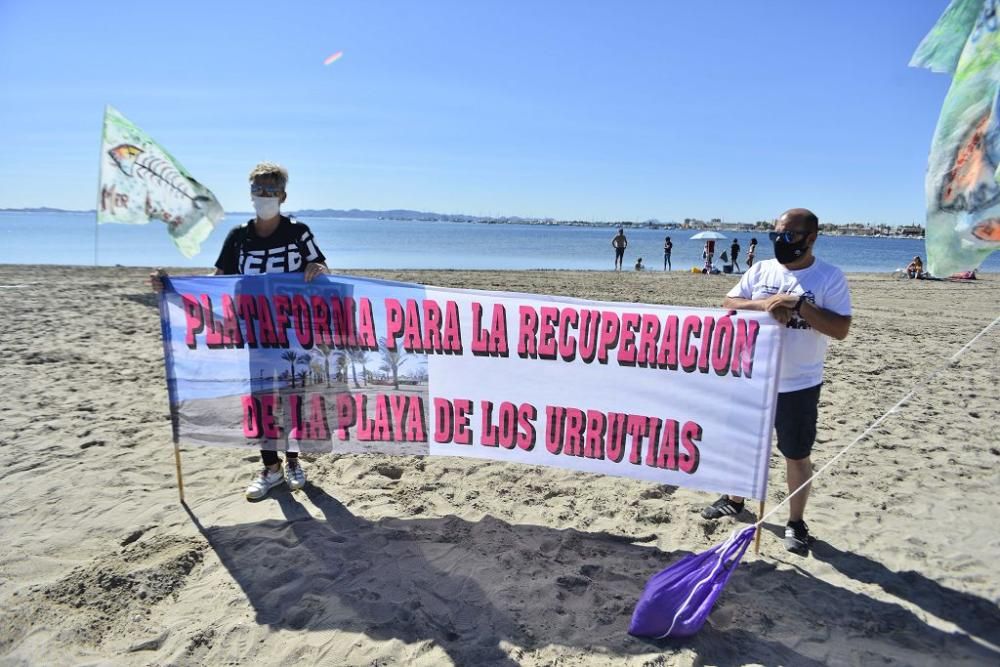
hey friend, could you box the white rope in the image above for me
[757,313,1000,527]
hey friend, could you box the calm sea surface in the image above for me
[1,211,997,274]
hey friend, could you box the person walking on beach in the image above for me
[730,238,741,272]
[701,208,852,555]
[663,236,673,271]
[746,237,758,267]
[150,162,329,500]
[612,228,628,271]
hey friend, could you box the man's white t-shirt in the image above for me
[727,257,852,393]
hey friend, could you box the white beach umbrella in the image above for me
[689,231,728,240]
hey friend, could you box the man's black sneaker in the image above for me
[701,496,745,520]
[784,520,815,555]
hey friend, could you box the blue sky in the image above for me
[0,1,952,224]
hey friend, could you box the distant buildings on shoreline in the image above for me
[430,215,926,238]
[668,217,925,238]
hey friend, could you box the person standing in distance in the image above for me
[150,162,329,500]
[746,237,758,267]
[701,208,851,555]
[612,228,628,271]
[663,235,673,271]
[730,238,742,272]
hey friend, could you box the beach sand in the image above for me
[0,265,997,666]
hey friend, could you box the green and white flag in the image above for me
[911,0,1000,277]
[97,105,224,258]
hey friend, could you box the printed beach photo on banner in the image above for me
[160,273,783,500]
[98,105,225,258]
[160,273,431,457]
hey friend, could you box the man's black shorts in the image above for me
[615,248,625,259]
[774,383,822,460]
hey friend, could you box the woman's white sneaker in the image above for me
[245,466,285,499]
[285,458,306,491]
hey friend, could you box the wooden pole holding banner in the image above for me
[173,441,185,502]
[156,273,186,503]
[754,501,765,554]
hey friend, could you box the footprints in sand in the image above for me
[373,463,404,480]
[0,534,205,652]
[120,525,154,547]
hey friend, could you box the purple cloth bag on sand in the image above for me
[629,525,756,638]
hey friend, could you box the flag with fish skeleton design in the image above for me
[98,105,224,258]
[912,0,1000,276]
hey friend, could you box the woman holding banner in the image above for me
[151,162,329,500]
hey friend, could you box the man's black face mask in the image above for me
[769,231,810,265]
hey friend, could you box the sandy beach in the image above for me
[0,264,997,666]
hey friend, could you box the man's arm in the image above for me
[723,295,768,311]
[725,294,850,339]
[724,294,793,324]
[798,301,851,340]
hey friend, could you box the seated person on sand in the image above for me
[635,257,645,271]
[906,255,925,279]
[702,251,714,273]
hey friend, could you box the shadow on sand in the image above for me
[810,539,1000,646]
[183,489,998,666]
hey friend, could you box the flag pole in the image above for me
[95,106,106,267]
[754,500,765,554]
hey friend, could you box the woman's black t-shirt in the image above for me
[214,216,326,275]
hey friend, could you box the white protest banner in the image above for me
[160,273,782,499]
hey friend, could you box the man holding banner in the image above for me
[152,162,329,500]
[701,208,851,555]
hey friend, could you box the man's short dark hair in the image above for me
[780,208,819,233]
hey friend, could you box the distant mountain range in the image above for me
[0,206,495,221]
[0,207,96,213]
[0,206,631,227]
[292,208,489,222]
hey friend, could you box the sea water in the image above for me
[1,210,997,274]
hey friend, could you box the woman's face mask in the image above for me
[252,195,281,220]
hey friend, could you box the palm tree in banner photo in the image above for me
[297,369,309,388]
[315,344,334,387]
[347,348,368,389]
[378,337,408,390]
[280,350,301,388]
[335,351,348,384]
[309,360,324,385]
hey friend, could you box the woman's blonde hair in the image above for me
[248,162,289,189]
